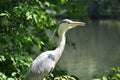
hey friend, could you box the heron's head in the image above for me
[58,19,85,35]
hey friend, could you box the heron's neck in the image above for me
[55,31,66,63]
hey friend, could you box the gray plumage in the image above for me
[24,51,55,80]
[48,54,55,61]
[24,19,85,80]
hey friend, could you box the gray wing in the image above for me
[24,51,55,80]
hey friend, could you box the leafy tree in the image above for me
[0,0,56,79]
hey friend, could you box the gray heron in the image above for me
[24,19,85,80]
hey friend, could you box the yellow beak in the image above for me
[70,21,85,26]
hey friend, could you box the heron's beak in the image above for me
[70,21,85,26]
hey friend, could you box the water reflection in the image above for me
[58,20,120,80]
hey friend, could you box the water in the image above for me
[58,20,120,80]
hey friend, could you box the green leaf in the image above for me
[0,72,7,79]
[38,41,41,49]
[102,76,108,80]
[26,12,32,20]
[116,74,120,78]
[0,13,7,16]
[11,72,17,77]
[0,55,6,62]
[60,0,68,4]
[7,78,15,80]
[111,68,117,71]
[33,13,38,24]
[44,1,50,7]
[0,11,10,18]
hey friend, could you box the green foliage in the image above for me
[54,75,76,80]
[106,67,120,80]
[0,0,56,80]
[46,66,79,80]
[96,67,120,80]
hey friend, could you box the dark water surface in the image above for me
[58,20,120,80]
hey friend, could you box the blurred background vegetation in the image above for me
[0,0,120,80]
